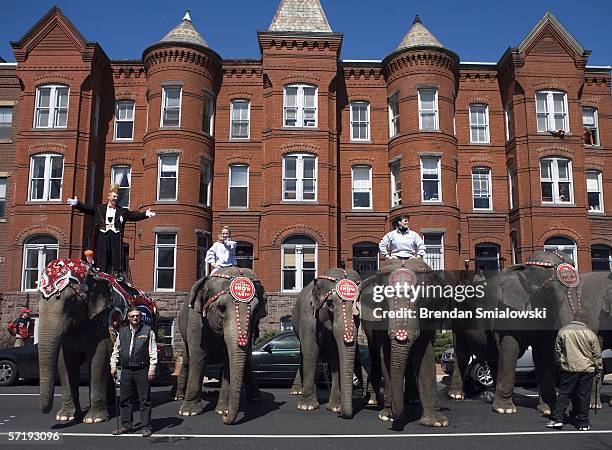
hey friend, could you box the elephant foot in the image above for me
[364,391,378,406]
[179,401,203,416]
[297,397,319,411]
[420,411,449,427]
[83,409,109,424]
[378,408,393,422]
[537,402,552,416]
[590,402,603,410]
[492,400,517,414]
[448,389,465,401]
[326,402,341,413]
[174,391,185,401]
[56,406,78,422]
[215,400,229,416]
[290,383,303,395]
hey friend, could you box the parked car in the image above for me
[0,341,175,387]
[205,331,370,387]
[440,347,612,390]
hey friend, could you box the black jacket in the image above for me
[75,201,147,234]
[118,324,152,369]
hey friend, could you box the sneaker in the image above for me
[578,425,590,431]
[112,426,132,435]
[546,420,563,429]
[142,428,152,437]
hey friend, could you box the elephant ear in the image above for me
[188,276,209,313]
[308,279,321,312]
[603,281,612,315]
[496,265,532,312]
[88,277,113,320]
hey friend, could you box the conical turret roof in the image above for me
[269,0,332,33]
[396,16,443,50]
[160,11,208,47]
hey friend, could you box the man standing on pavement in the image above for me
[110,307,157,437]
[6,308,35,347]
[547,314,603,431]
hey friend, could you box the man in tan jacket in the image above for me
[547,317,603,431]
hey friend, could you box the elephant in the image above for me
[359,258,449,427]
[290,268,361,418]
[37,258,155,423]
[175,266,267,424]
[486,251,612,415]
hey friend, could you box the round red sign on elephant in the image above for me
[388,268,417,287]
[556,263,579,288]
[230,277,256,302]
[335,279,359,302]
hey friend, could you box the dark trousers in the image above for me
[552,370,594,427]
[119,368,151,430]
[97,231,122,274]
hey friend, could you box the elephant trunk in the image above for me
[390,336,413,420]
[37,303,65,414]
[333,310,356,418]
[223,302,249,425]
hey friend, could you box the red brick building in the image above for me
[0,2,610,340]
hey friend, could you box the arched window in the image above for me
[34,84,69,128]
[544,236,577,268]
[591,245,611,272]
[29,153,64,201]
[281,235,316,292]
[352,242,378,279]
[284,84,317,128]
[22,235,58,291]
[283,154,317,201]
[536,90,568,132]
[475,243,500,272]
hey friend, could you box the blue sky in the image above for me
[1,0,610,66]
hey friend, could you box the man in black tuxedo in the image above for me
[67,184,156,275]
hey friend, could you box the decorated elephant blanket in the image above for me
[39,258,158,336]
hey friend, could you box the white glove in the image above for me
[67,197,78,207]
[145,209,156,218]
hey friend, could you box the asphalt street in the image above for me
[0,378,611,450]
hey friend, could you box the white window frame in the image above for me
[469,104,490,144]
[388,93,399,138]
[0,177,6,218]
[28,154,64,202]
[390,161,401,208]
[0,106,13,140]
[423,233,444,270]
[199,158,211,206]
[540,157,573,205]
[203,91,215,136]
[114,100,135,140]
[350,101,370,141]
[511,234,519,265]
[281,240,317,292]
[92,95,100,138]
[154,233,177,292]
[586,170,604,213]
[508,167,515,210]
[582,107,600,147]
[283,84,318,128]
[157,154,179,201]
[472,167,493,211]
[420,156,442,203]
[282,154,317,202]
[160,86,182,127]
[228,164,249,208]
[34,84,69,129]
[536,90,569,133]
[111,164,132,208]
[418,89,438,131]
[351,165,372,209]
[544,237,577,269]
[21,237,59,292]
[504,102,512,142]
[230,99,250,139]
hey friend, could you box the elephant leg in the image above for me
[404,362,420,404]
[179,343,205,416]
[590,335,604,409]
[56,347,81,421]
[354,342,365,400]
[290,367,303,395]
[531,332,556,415]
[83,338,112,423]
[174,350,189,401]
[326,343,342,413]
[216,352,230,415]
[297,339,320,411]
[378,335,393,421]
[448,331,469,400]
[414,336,448,427]
[363,330,381,407]
[492,333,520,414]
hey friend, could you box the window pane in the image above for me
[420,91,435,109]
[303,248,316,268]
[283,249,296,268]
[557,160,569,179]
[285,87,297,106]
[32,157,46,178]
[160,156,178,174]
[283,270,296,290]
[158,247,175,268]
[49,180,61,200]
[303,269,315,287]
[116,122,133,139]
[50,156,63,178]
[159,179,176,199]
[423,181,439,201]
[541,182,553,202]
[552,93,565,113]
[57,88,69,107]
[303,88,316,107]
[536,93,547,112]
[558,182,570,202]
[284,157,297,178]
[353,192,371,208]
[157,269,174,289]
[540,160,552,179]
[157,234,176,245]
[229,187,247,207]
[38,88,51,107]
[165,88,181,107]
[230,166,248,186]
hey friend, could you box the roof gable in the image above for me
[269,0,332,33]
[518,12,588,58]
